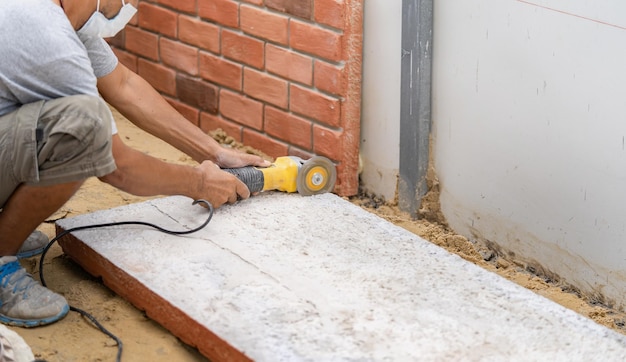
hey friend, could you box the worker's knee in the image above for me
[34,95,116,186]
[3,95,115,189]
[38,95,112,161]
[0,95,116,207]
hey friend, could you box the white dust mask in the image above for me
[78,0,137,38]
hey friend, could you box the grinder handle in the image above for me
[222,166,265,193]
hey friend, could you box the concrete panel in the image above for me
[57,194,626,360]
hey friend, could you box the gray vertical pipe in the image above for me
[399,0,433,217]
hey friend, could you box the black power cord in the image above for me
[38,199,214,362]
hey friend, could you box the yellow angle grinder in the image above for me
[223,156,337,196]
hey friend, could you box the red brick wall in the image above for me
[109,0,363,196]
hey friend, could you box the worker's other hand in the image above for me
[215,146,271,169]
[196,160,250,208]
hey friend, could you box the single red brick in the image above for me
[125,26,159,61]
[176,74,219,113]
[266,0,312,20]
[198,0,239,28]
[179,15,220,53]
[266,44,312,85]
[265,106,312,150]
[314,0,345,30]
[290,20,342,62]
[290,85,341,127]
[222,30,264,69]
[239,0,263,5]
[160,38,199,76]
[154,0,197,13]
[314,60,345,97]
[165,97,200,126]
[313,124,342,160]
[243,68,288,109]
[199,52,243,91]
[240,5,289,45]
[112,49,138,73]
[138,3,178,38]
[219,89,264,130]
[137,58,177,96]
[200,113,243,141]
[242,129,288,158]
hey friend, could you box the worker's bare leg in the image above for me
[0,181,82,256]
[0,182,80,327]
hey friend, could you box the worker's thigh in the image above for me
[0,95,116,208]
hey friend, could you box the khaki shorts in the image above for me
[0,95,116,207]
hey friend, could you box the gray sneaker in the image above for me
[17,231,48,259]
[0,256,69,327]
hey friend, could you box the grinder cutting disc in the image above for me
[296,156,337,196]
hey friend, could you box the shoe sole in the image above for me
[0,304,69,328]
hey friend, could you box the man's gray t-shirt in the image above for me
[0,0,119,133]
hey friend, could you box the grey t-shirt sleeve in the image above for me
[78,35,119,79]
[78,35,119,134]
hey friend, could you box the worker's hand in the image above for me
[214,146,271,169]
[196,160,251,208]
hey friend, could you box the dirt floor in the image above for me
[8,108,626,361]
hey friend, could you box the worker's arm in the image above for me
[99,135,250,208]
[96,61,270,168]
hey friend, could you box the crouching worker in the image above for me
[0,0,269,327]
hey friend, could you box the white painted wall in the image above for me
[433,0,626,308]
[359,0,402,201]
[360,0,626,308]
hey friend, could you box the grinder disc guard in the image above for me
[296,156,337,196]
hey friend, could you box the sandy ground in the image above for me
[7,107,626,361]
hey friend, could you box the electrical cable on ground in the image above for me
[37,199,215,362]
